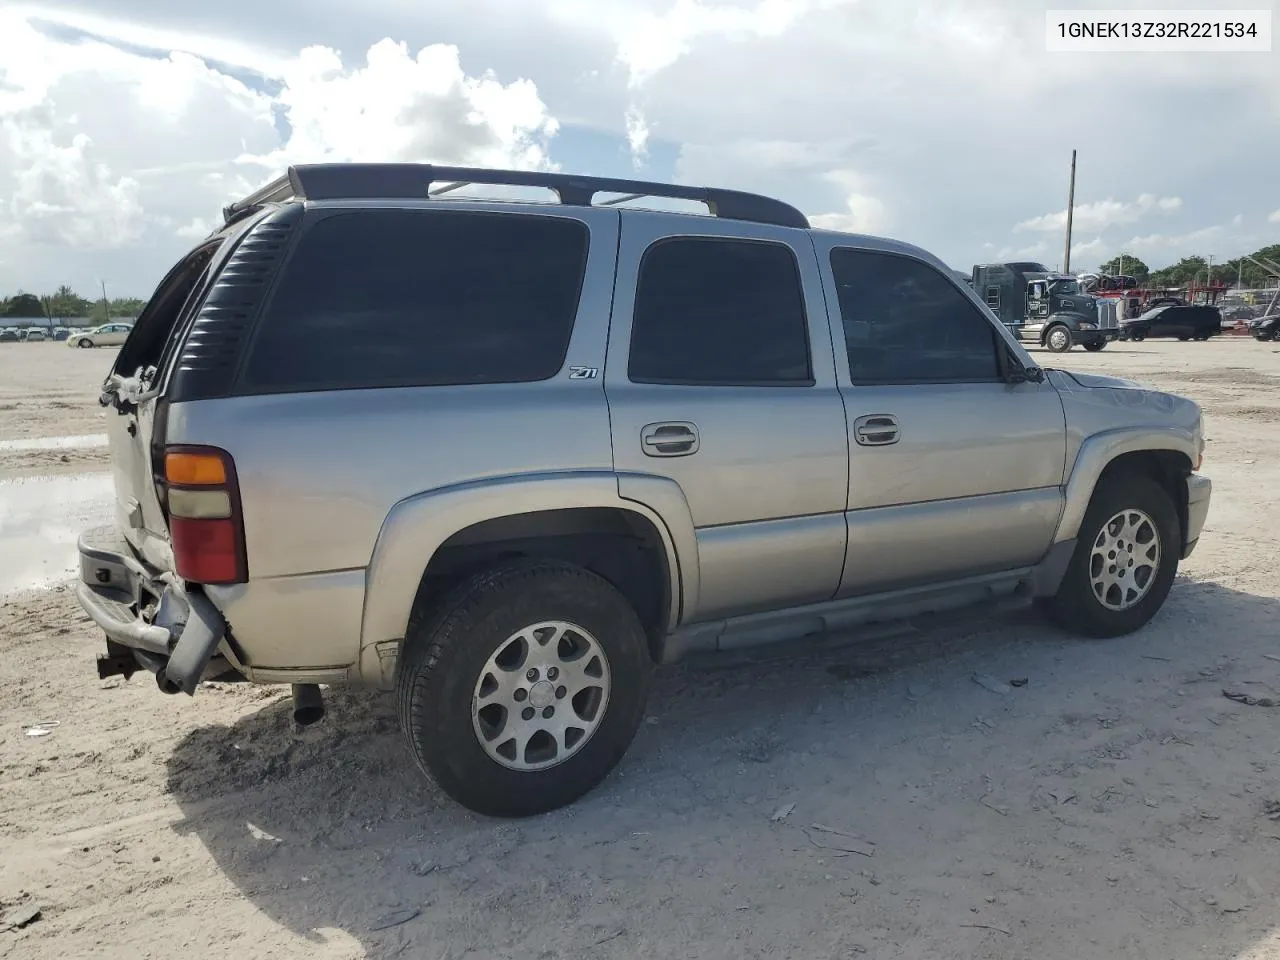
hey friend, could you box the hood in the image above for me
[1062,370,1146,391]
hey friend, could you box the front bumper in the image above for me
[1182,474,1212,559]
[74,525,229,695]
[1074,328,1117,344]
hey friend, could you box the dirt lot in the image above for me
[2,337,1279,960]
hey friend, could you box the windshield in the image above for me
[1048,279,1080,296]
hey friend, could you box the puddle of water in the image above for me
[0,434,109,453]
[0,473,115,595]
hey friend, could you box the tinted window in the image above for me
[830,249,1000,384]
[628,237,811,385]
[241,210,589,391]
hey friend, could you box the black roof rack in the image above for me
[222,163,809,230]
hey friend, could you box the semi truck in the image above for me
[971,262,1118,353]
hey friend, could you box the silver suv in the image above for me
[77,164,1212,817]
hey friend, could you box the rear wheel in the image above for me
[1044,472,1180,638]
[396,558,653,817]
[1045,325,1072,353]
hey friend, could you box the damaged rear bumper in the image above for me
[74,525,229,695]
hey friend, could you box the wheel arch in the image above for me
[1056,431,1197,547]
[357,472,696,685]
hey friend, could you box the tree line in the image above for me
[1,286,146,323]
[1098,243,1280,289]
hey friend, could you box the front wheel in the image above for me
[77,338,93,348]
[1045,325,1072,353]
[1044,472,1180,638]
[396,559,653,817]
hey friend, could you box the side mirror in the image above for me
[1007,364,1045,385]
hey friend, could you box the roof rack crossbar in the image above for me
[221,163,809,229]
[428,181,471,197]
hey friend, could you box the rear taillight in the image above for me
[164,446,247,585]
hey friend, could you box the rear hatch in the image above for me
[101,215,264,570]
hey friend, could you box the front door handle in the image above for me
[853,414,900,446]
[641,421,700,457]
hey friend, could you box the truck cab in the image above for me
[973,262,1118,353]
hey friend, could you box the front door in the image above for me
[817,243,1067,596]
[605,215,849,622]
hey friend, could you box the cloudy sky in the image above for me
[0,0,1276,298]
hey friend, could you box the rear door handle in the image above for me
[853,414,900,446]
[641,421,699,457]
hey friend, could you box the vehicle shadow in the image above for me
[165,578,1280,959]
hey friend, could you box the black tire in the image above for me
[1044,472,1180,638]
[77,338,93,348]
[1044,325,1072,353]
[1177,335,1191,341]
[1130,332,1145,342]
[396,558,653,817]
[1082,340,1106,352]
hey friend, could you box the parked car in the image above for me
[52,327,71,341]
[1249,314,1280,341]
[68,322,133,348]
[22,327,47,342]
[76,163,1212,817]
[0,328,19,342]
[1120,305,1222,342]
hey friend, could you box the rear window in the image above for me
[239,209,589,392]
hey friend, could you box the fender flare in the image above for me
[357,471,698,681]
[1054,427,1198,544]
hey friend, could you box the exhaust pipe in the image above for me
[291,683,325,726]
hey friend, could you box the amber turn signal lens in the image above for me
[165,451,227,486]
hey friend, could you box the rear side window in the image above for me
[240,210,589,391]
[830,248,1000,384]
[628,237,812,385]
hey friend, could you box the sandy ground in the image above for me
[2,336,1280,960]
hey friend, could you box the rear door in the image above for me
[604,214,849,623]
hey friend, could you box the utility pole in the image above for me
[1238,258,1243,289]
[1063,149,1077,275]
[100,280,109,322]
[1207,255,1213,298]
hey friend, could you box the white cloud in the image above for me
[605,0,850,90]
[809,171,889,235]
[1269,209,1280,224]
[0,8,559,295]
[994,240,1050,263]
[1120,225,1225,257]
[624,106,650,167]
[246,39,558,174]
[174,217,214,240]
[1015,194,1183,234]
